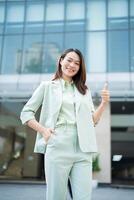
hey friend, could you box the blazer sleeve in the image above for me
[20,82,46,125]
[88,89,95,113]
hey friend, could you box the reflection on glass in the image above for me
[130,0,134,28]
[66,0,85,31]
[43,33,63,73]
[22,34,43,74]
[87,0,106,31]
[0,101,43,179]
[45,0,64,32]
[65,32,85,55]
[86,32,106,73]
[0,35,2,60]
[25,1,44,33]
[1,35,23,74]
[0,3,5,33]
[108,0,128,29]
[0,102,25,178]
[5,2,24,33]
[130,31,134,72]
[108,31,129,72]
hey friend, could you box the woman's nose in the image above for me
[69,62,75,68]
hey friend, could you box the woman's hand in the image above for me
[41,127,55,143]
[92,83,110,125]
[101,82,110,105]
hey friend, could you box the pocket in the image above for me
[47,134,55,144]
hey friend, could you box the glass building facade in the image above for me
[0,0,134,184]
[0,0,134,74]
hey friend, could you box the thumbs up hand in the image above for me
[101,82,110,105]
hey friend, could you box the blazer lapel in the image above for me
[52,79,62,115]
[52,79,82,116]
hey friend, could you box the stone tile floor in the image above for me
[0,183,134,200]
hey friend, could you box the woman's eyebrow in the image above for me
[66,56,80,63]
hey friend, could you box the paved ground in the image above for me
[0,183,134,200]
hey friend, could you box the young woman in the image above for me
[20,48,110,200]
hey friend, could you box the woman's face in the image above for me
[60,51,80,79]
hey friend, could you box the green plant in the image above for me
[92,154,101,172]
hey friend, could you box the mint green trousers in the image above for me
[45,124,93,200]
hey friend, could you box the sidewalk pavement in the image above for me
[0,183,134,200]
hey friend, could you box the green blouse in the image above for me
[55,78,76,127]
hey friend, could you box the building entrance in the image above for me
[111,102,134,185]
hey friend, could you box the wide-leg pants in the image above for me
[45,124,93,200]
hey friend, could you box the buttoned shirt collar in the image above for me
[60,78,74,91]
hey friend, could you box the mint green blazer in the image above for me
[20,79,98,154]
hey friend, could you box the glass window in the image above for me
[43,33,63,73]
[66,0,85,31]
[5,2,24,34]
[22,34,43,74]
[0,3,5,22]
[0,3,5,33]
[26,2,44,22]
[1,35,23,74]
[130,0,134,28]
[65,32,85,55]
[45,0,64,32]
[86,32,106,73]
[0,36,2,72]
[46,0,64,21]
[25,1,44,33]
[108,31,129,72]
[108,0,128,29]
[87,0,106,31]
[130,31,134,72]
[66,0,85,20]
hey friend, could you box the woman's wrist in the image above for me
[40,127,47,136]
[100,100,108,107]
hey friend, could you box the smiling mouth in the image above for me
[66,67,75,73]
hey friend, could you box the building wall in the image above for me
[94,103,111,183]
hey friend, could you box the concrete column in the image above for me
[93,103,111,183]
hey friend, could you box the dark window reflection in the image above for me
[0,101,25,178]
[43,33,63,73]
[108,31,129,72]
[22,34,43,74]
[0,36,2,70]
[65,19,85,32]
[0,101,43,179]
[25,22,44,34]
[108,17,128,29]
[1,35,23,74]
